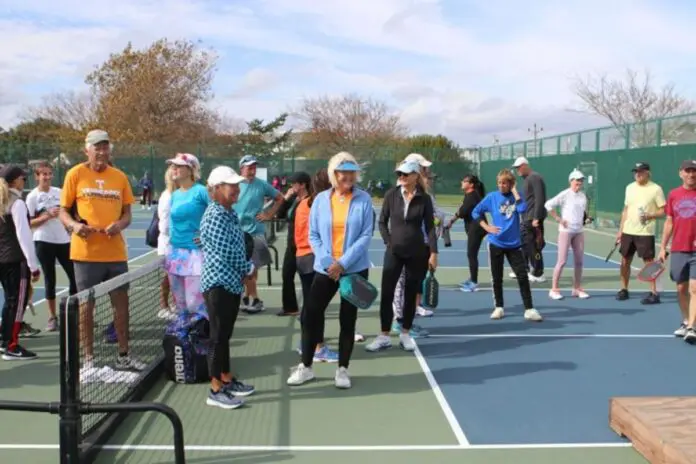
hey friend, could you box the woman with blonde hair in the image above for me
[0,165,41,360]
[287,152,373,389]
[165,153,209,317]
[366,159,438,353]
[157,165,179,320]
[471,169,542,321]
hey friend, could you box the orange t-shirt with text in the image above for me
[60,163,135,262]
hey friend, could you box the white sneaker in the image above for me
[509,271,517,278]
[529,274,546,283]
[399,333,416,351]
[354,332,365,342]
[572,289,590,299]
[287,363,315,386]
[490,307,504,319]
[365,334,392,352]
[548,290,563,300]
[416,306,434,317]
[335,367,351,389]
[524,308,543,321]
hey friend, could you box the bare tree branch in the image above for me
[20,90,98,131]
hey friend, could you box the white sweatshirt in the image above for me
[544,188,587,233]
[7,189,41,273]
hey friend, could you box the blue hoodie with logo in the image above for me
[471,191,528,249]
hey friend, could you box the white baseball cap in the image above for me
[395,160,421,175]
[404,153,432,167]
[568,169,585,181]
[166,153,200,170]
[207,166,244,186]
[512,156,529,168]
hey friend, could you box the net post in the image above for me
[58,296,82,464]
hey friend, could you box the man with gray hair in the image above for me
[60,129,145,375]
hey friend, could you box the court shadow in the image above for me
[432,361,578,385]
[419,335,569,359]
[0,357,60,388]
[185,452,296,464]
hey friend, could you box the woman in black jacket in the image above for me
[276,171,311,317]
[446,174,487,292]
[366,160,438,353]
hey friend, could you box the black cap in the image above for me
[680,159,696,171]
[631,162,650,172]
[0,164,27,184]
[288,171,311,185]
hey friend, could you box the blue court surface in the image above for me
[410,287,688,446]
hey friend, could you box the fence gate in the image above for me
[578,161,598,229]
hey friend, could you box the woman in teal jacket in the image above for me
[286,152,373,390]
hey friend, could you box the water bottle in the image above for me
[443,226,452,247]
[638,206,646,225]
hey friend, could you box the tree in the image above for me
[292,94,407,157]
[237,113,293,157]
[21,91,98,136]
[399,134,461,161]
[571,69,695,147]
[85,38,220,144]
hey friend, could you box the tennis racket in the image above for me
[636,253,670,282]
[605,241,619,262]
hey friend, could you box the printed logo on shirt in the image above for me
[499,200,517,218]
[80,179,122,202]
[674,198,696,219]
[36,191,61,211]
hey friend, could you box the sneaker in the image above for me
[157,308,177,320]
[528,273,546,283]
[416,306,434,317]
[399,332,416,352]
[19,323,41,338]
[241,297,250,311]
[365,334,393,352]
[548,290,564,300]
[674,322,687,337]
[684,328,696,345]
[335,367,351,389]
[572,289,590,299]
[2,345,38,361]
[524,308,543,322]
[287,363,315,386]
[104,323,117,344]
[313,346,339,363]
[390,321,429,338]
[460,281,479,292]
[224,378,255,397]
[244,298,265,314]
[46,317,58,332]
[616,289,629,301]
[115,355,146,371]
[509,271,517,279]
[354,331,365,342]
[490,307,504,319]
[641,293,660,305]
[206,389,245,409]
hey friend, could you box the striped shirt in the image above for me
[200,202,253,295]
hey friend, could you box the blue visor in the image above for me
[395,160,420,175]
[335,161,360,172]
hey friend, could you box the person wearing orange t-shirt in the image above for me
[59,129,145,374]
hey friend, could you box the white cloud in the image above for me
[1,0,695,145]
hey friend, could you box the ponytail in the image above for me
[0,178,9,219]
[464,175,485,198]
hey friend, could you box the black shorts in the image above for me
[619,234,655,260]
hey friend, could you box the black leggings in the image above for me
[298,272,324,343]
[379,248,428,333]
[0,262,30,350]
[35,241,77,300]
[466,227,486,284]
[488,243,534,310]
[281,245,299,313]
[301,269,368,368]
[203,287,241,380]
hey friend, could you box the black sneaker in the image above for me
[640,293,660,305]
[684,328,696,345]
[615,289,629,301]
[243,298,265,314]
[19,323,41,338]
[2,345,38,361]
[223,378,255,397]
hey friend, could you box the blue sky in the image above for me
[1,0,696,146]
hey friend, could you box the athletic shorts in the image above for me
[251,235,272,269]
[74,261,129,293]
[670,252,696,284]
[619,234,655,260]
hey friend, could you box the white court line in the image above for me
[412,342,469,446]
[0,443,632,451]
[427,333,673,339]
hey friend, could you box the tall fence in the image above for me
[480,138,695,231]
[0,141,476,197]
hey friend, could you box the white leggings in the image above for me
[552,231,584,289]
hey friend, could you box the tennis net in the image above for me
[61,256,171,461]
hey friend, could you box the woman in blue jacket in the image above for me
[286,152,373,390]
[471,169,542,322]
